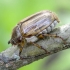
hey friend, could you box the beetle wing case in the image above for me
[19,10,59,37]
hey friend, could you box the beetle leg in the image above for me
[38,33,66,44]
[18,39,27,55]
[18,43,25,56]
[19,47,23,55]
[29,42,48,53]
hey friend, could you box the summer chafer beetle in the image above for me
[8,10,60,55]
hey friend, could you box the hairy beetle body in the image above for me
[8,10,59,55]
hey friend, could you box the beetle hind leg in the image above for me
[37,33,66,44]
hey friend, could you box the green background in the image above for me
[0,0,70,70]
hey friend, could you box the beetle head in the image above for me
[8,37,22,45]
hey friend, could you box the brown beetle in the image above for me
[8,10,60,55]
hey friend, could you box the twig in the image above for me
[0,24,70,70]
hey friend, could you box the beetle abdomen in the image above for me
[40,20,58,34]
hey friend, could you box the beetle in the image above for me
[8,10,62,55]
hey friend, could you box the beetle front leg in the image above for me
[19,47,23,56]
[18,39,27,56]
[37,33,66,44]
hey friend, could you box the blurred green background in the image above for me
[0,0,70,70]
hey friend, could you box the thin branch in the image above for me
[0,24,70,70]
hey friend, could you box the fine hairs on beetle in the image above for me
[8,10,65,55]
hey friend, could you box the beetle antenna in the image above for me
[8,40,10,44]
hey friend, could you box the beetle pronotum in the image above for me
[8,10,64,55]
